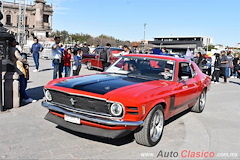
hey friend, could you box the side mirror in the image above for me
[181,76,189,82]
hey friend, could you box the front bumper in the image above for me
[42,101,143,126]
[44,112,133,139]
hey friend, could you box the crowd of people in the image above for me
[51,37,84,79]
[194,51,240,84]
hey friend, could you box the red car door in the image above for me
[91,54,102,69]
[173,62,198,115]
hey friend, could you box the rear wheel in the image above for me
[86,61,92,70]
[191,90,206,113]
[134,105,164,147]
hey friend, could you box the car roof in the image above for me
[123,54,189,62]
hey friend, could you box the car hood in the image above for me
[53,74,155,95]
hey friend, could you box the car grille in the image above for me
[49,90,111,115]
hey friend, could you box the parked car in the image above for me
[82,47,124,71]
[40,43,55,60]
[42,54,211,146]
[201,55,212,76]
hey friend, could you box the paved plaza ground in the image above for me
[0,58,240,159]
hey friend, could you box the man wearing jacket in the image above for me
[100,43,112,71]
[31,38,44,72]
[220,51,228,83]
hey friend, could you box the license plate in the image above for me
[64,115,81,124]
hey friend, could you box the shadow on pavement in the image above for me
[165,109,190,126]
[56,126,135,146]
[55,109,192,146]
[39,68,53,72]
[229,80,240,85]
[26,86,44,100]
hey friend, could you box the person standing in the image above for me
[77,50,82,74]
[220,51,228,83]
[226,51,234,78]
[115,45,132,57]
[72,50,82,76]
[31,38,44,72]
[52,37,63,79]
[73,44,79,55]
[9,38,37,104]
[233,54,240,78]
[80,43,90,54]
[122,45,132,55]
[211,53,221,84]
[63,48,72,77]
[194,52,203,70]
[99,43,112,71]
[161,47,169,55]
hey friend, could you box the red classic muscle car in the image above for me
[42,54,211,146]
[82,47,124,71]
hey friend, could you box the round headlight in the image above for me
[45,90,52,101]
[110,103,123,117]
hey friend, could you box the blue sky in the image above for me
[5,0,240,46]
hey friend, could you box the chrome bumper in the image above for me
[42,101,143,126]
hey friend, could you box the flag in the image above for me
[185,48,194,61]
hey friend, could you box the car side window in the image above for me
[178,62,193,79]
[190,64,197,77]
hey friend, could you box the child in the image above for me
[72,51,81,76]
[76,50,82,74]
[63,48,72,77]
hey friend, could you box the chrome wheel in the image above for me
[191,90,207,113]
[86,62,92,70]
[134,105,165,146]
[150,110,164,143]
[199,91,206,111]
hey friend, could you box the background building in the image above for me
[1,0,53,42]
[148,36,213,54]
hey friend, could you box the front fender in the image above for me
[143,98,171,121]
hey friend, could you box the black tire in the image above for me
[134,105,164,147]
[86,61,92,70]
[191,90,206,113]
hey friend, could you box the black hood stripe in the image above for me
[54,74,150,95]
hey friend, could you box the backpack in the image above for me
[100,48,108,62]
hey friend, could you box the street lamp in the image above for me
[160,43,163,49]
[69,36,72,47]
[144,23,147,42]
[143,23,147,52]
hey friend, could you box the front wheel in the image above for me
[191,90,206,113]
[86,61,92,70]
[134,105,164,147]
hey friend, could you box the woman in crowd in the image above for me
[195,52,203,70]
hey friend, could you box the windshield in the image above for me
[106,56,175,81]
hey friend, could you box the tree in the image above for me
[52,30,69,44]
[204,44,216,51]
[51,30,135,48]
[206,44,216,51]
